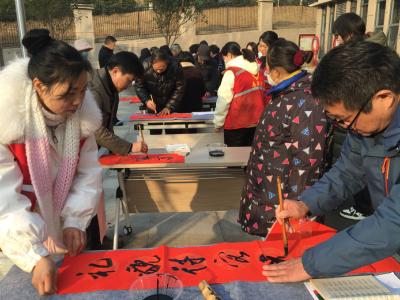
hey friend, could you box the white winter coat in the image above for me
[213,55,259,128]
[0,59,103,272]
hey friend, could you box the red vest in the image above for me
[224,67,266,130]
[8,140,86,211]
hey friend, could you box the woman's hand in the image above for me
[32,256,57,295]
[63,228,86,256]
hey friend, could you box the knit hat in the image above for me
[197,44,211,61]
[73,39,93,52]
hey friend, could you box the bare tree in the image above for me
[148,0,208,46]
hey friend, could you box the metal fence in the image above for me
[196,5,258,35]
[0,15,76,48]
[272,6,316,29]
[93,6,162,42]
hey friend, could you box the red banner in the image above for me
[57,221,400,294]
[130,113,193,121]
[99,153,185,166]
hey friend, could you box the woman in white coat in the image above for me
[0,29,103,295]
[213,42,267,146]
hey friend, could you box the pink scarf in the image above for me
[24,87,81,245]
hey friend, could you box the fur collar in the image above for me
[0,58,102,144]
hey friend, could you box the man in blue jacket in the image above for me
[262,41,400,281]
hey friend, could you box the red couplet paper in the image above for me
[57,221,400,294]
[99,153,185,166]
[129,113,193,121]
[119,96,141,103]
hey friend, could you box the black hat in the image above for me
[197,44,210,60]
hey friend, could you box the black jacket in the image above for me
[197,59,220,96]
[98,46,114,68]
[179,62,205,113]
[135,60,185,112]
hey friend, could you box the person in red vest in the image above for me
[213,42,267,146]
[238,39,327,236]
[0,29,103,295]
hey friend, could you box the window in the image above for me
[387,0,399,49]
[328,3,335,50]
[375,0,386,32]
[350,0,357,13]
[320,5,327,56]
[360,0,369,24]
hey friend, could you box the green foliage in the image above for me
[0,0,79,40]
[273,0,315,5]
[24,0,76,20]
[204,0,257,8]
[92,0,141,15]
[0,0,79,21]
[0,0,17,21]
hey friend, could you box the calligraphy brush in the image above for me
[276,176,289,257]
[139,126,149,158]
[150,94,157,114]
[198,280,222,300]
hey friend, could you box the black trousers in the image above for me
[223,127,256,147]
[86,215,101,249]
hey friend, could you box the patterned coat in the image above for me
[238,73,328,236]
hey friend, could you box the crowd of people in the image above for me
[1,11,400,295]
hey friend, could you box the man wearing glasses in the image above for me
[262,41,400,281]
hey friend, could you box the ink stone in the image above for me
[209,150,224,157]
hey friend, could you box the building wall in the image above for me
[313,0,400,55]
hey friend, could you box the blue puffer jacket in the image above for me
[300,105,400,277]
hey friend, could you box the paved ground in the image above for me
[0,86,357,279]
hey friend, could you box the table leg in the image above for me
[113,190,120,250]
[117,169,133,236]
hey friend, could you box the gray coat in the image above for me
[89,68,131,155]
[300,105,400,277]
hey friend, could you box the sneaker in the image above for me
[339,206,366,220]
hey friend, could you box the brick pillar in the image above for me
[72,4,96,67]
[258,0,274,32]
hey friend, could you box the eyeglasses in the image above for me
[326,97,371,132]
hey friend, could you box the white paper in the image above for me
[192,111,215,116]
[165,144,191,155]
[376,273,400,294]
[304,282,319,300]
